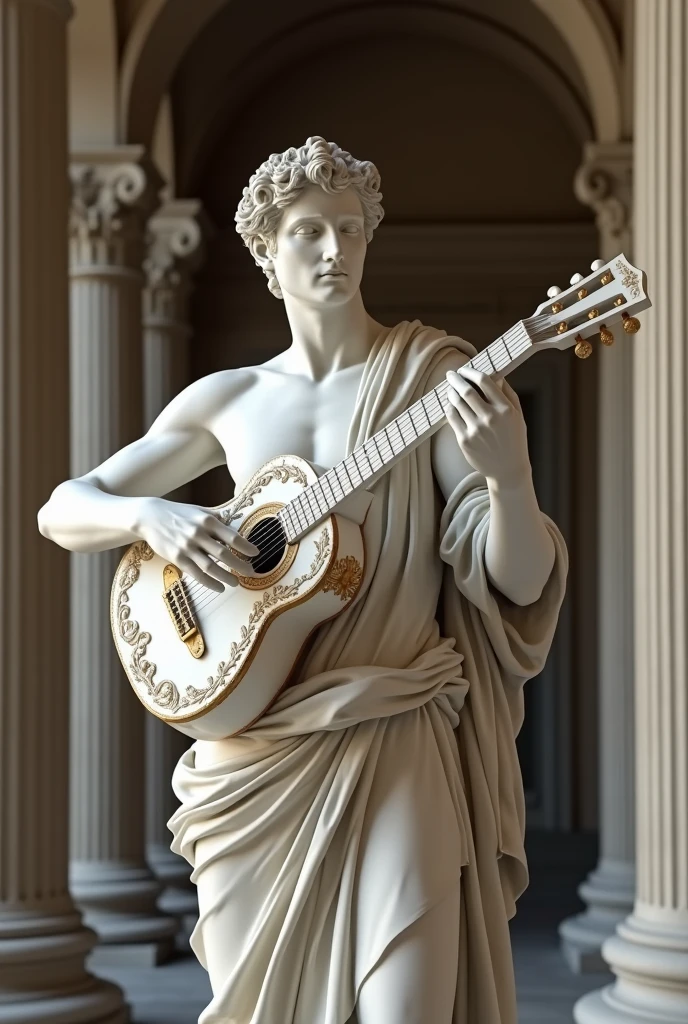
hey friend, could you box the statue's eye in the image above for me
[294,225,317,235]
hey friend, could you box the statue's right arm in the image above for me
[36,372,258,592]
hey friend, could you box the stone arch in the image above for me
[116,0,622,187]
[118,0,227,146]
[528,0,623,142]
[175,2,596,196]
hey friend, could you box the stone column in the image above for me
[559,142,635,973]
[143,200,209,940]
[69,147,179,966]
[575,2,688,1020]
[3,1,126,1019]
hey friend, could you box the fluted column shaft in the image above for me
[575,3,688,1020]
[69,147,178,964]
[560,143,635,974]
[2,1,125,1019]
[142,200,209,936]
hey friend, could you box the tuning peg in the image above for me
[591,259,605,271]
[547,285,562,298]
[621,311,641,334]
[570,273,585,285]
[574,334,593,359]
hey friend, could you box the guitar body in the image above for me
[110,455,366,740]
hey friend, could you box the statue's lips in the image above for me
[319,271,347,277]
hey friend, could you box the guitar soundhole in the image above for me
[247,516,287,574]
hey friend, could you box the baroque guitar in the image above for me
[110,255,650,740]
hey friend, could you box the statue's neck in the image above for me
[280,291,383,382]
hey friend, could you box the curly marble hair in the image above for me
[235,136,384,298]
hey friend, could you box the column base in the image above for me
[87,936,176,968]
[559,858,634,973]
[574,908,688,1023]
[0,907,129,1023]
[158,885,198,920]
[0,989,129,1024]
[70,862,179,953]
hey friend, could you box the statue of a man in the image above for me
[38,137,568,1024]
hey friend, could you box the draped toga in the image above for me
[168,320,569,1024]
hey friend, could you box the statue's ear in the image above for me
[250,237,273,271]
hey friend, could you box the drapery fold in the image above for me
[169,321,568,1023]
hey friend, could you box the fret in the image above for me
[384,425,398,457]
[494,335,511,367]
[346,454,365,487]
[301,487,317,520]
[364,437,382,470]
[409,405,423,434]
[485,338,506,372]
[288,505,300,533]
[282,505,298,538]
[482,347,496,373]
[300,492,316,526]
[339,461,355,492]
[299,490,313,523]
[293,496,309,531]
[379,427,395,461]
[421,392,442,425]
[431,387,446,417]
[352,448,371,481]
[371,434,385,465]
[331,471,346,500]
[389,419,405,452]
[503,325,523,359]
[312,481,328,515]
[359,441,374,473]
[405,408,419,439]
[474,351,491,374]
[415,400,428,426]
[283,508,297,543]
[321,473,339,505]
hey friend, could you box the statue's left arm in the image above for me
[429,349,555,607]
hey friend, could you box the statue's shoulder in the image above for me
[383,320,476,375]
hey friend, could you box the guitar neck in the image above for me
[278,320,534,543]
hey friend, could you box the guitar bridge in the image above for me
[162,565,205,659]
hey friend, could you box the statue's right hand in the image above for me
[134,496,259,593]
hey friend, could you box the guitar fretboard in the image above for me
[277,320,533,542]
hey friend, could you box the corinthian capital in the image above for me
[69,146,164,270]
[143,199,213,324]
[574,141,632,259]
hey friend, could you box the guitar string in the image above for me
[182,327,535,617]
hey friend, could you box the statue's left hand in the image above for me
[445,366,531,486]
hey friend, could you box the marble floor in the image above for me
[94,831,613,1024]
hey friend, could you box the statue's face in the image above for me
[271,184,367,307]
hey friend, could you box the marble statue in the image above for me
[38,136,568,1023]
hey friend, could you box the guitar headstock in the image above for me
[524,254,652,357]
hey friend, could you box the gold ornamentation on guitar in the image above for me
[109,255,651,741]
[615,260,640,298]
[221,463,308,525]
[322,555,363,601]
